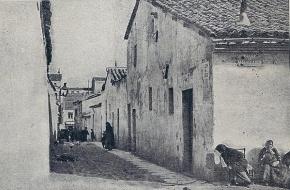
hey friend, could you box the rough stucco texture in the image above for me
[213,53,290,155]
[127,1,214,179]
[0,1,49,184]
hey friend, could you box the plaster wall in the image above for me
[127,0,214,178]
[104,75,128,150]
[0,1,49,183]
[213,52,290,162]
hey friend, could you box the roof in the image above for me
[125,0,289,39]
[92,77,106,82]
[90,103,102,108]
[68,87,92,91]
[106,67,127,85]
[48,73,62,81]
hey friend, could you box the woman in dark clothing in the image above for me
[215,144,251,186]
[90,129,96,141]
[104,122,114,150]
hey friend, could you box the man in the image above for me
[215,144,251,187]
[258,140,281,186]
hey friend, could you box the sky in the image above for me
[50,0,134,87]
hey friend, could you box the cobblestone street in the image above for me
[48,142,288,190]
[50,142,164,183]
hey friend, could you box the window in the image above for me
[150,18,155,35]
[133,45,137,67]
[149,12,158,42]
[169,88,174,114]
[68,112,73,119]
[149,87,152,111]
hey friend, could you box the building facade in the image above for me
[62,87,92,130]
[125,0,289,180]
[103,67,128,149]
[80,68,129,148]
[125,0,214,178]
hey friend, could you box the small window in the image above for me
[150,18,155,34]
[68,112,73,119]
[149,87,152,111]
[169,88,174,114]
[133,45,137,67]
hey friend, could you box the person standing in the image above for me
[104,122,114,150]
[215,144,252,187]
[90,129,96,142]
[80,127,89,142]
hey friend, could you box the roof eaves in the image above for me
[124,0,141,40]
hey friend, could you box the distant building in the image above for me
[103,67,128,149]
[47,71,62,141]
[62,87,92,129]
[81,68,128,147]
[91,77,106,94]
[48,71,62,89]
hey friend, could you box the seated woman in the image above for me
[258,140,281,186]
[215,144,251,187]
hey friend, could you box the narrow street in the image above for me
[49,142,288,190]
[50,142,164,182]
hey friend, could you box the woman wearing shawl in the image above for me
[215,144,251,187]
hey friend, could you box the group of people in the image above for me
[57,127,96,142]
[56,122,114,150]
[215,140,290,188]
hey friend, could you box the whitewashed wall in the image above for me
[213,52,290,155]
[0,0,49,185]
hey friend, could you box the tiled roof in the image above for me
[92,77,106,81]
[108,67,127,84]
[48,73,62,81]
[144,0,289,38]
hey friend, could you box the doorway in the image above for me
[182,88,193,172]
[127,104,132,151]
[132,109,137,152]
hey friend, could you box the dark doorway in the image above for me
[112,112,115,145]
[182,88,193,172]
[132,109,137,152]
[127,104,132,151]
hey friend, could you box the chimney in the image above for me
[237,0,251,26]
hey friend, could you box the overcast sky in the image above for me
[50,0,134,87]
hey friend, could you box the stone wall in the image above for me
[127,1,214,179]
